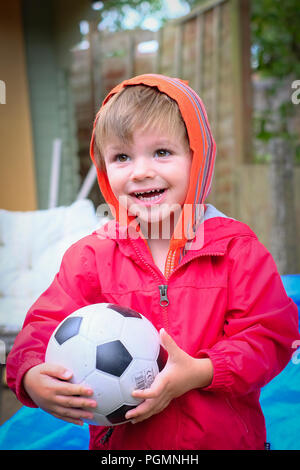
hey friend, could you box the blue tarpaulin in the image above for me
[0,275,299,450]
[0,406,89,450]
[259,274,300,450]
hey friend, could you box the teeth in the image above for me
[139,194,161,202]
[134,189,160,196]
[133,189,165,201]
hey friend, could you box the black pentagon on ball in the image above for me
[157,345,168,372]
[107,404,137,424]
[96,340,132,377]
[107,304,142,319]
[54,316,82,345]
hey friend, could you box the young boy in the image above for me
[6,74,299,450]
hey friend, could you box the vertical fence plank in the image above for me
[230,0,252,164]
[128,33,135,78]
[88,20,97,116]
[155,28,163,74]
[211,4,221,139]
[239,0,253,163]
[195,13,204,95]
[174,23,184,77]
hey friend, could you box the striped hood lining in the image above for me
[90,74,217,276]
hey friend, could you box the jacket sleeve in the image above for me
[6,237,102,407]
[197,236,300,396]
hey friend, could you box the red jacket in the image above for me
[6,74,300,449]
[6,208,299,450]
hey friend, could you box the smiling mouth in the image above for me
[131,188,166,202]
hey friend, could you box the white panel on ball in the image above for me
[120,317,160,361]
[81,306,124,344]
[82,370,123,416]
[46,335,95,383]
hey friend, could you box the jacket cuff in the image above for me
[15,356,43,408]
[197,349,234,393]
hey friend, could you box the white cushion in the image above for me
[0,199,103,329]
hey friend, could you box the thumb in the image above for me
[159,329,180,359]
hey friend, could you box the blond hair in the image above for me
[93,85,189,170]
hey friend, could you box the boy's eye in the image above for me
[155,149,170,158]
[115,154,129,162]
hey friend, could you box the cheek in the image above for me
[105,168,122,196]
[175,161,192,201]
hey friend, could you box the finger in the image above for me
[52,404,95,422]
[159,329,179,359]
[126,397,170,423]
[52,413,84,426]
[41,363,73,380]
[125,399,153,421]
[56,395,97,409]
[56,381,94,397]
[132,387,159,400]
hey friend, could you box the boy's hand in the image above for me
[23,363,97,426]
[126,329,213,424]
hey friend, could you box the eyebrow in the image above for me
[152,139,174,147]
[105,139,175,152]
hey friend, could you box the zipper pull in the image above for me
[159,285,169,307]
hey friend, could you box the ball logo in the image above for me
[133,367,155,390]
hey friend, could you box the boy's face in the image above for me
[102,127,192,227]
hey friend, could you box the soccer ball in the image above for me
[45,303,167,426]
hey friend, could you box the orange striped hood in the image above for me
[90,74,216,277]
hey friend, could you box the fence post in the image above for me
[155,28,163,74]
[174,23,184,77]
[195,14,204,95]
[128,33,135,78]
[230,0,252,163]
[211,4,221,139]
[269,138,298,274]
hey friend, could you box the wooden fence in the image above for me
[71,0,252,216]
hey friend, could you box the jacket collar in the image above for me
[94,205,257,266]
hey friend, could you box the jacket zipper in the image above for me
[130,239,170,330]
[131,239,224,329]
[158,284,169,331]
[158,285,169,306]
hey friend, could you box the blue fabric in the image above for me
[260,274,300,450]
[0,275,299,450]
[0,406,89,450]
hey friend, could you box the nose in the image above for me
[131,156,155,181]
